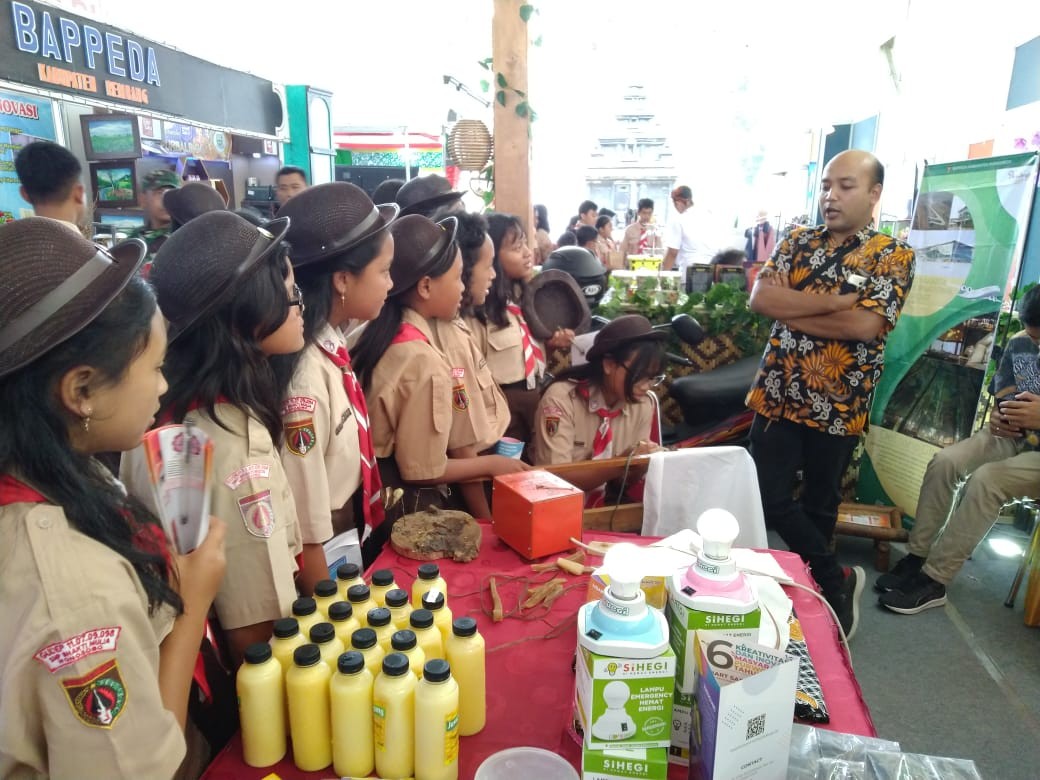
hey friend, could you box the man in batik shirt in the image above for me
[746,150,915,641]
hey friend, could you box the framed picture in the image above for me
[80,113,143,161]
[89,161,138,207]
[138,115,160,140]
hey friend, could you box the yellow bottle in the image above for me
[422,591,454,646]
[367,607,396,655]
[269,617,306,731]
[385,588,413,631]
[373,652,416,780]
[336,562,366,602]
[328,601,361,647]
[309,622,345,672]
[370,568,398,607]
[347,584,377,628]
[351,627,385,678]
[412,563,449,609]
[312,579,340,619]
[414,659,459,780]
[236,643,286,768]
[391,629,426,680]
[409,609,444,661]
[445,617,485,736]
[286,644,332,772]
[291,597,322,639]
[330,651,375,779]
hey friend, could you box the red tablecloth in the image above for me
[202,526,875,780]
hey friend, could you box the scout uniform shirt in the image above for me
[532,380,654,465]
[0,478,185,778]
[430,317,510,452]
[368,308,477,481]
[123,403,302,630]
[280,325,363,545]
[465,307,546,390]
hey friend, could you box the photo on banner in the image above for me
[0,88,58,222]
[858,152,1040,522]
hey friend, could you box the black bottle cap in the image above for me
[421,591,445,611]
[371,569,395,587]
[309,622,335,644]
[347,584,371,603]
[338,651,365,675]
[314,579,339,598]
[336,562,360,581]
[410,609,434,630]
[423,658,451,682]
[243,643,272,664]
[272,617,300,638]
[328,601,354,621]
[452,616,477,637]
[382,652,410,677]
[391,629,417,651]
[351,628,377,650]
[418,563,441,580]
[293,644,321,667]
[292,597,316,617]
[367,607,392,627]
[385,588,409,608]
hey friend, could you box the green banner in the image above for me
[858,153,1039,522]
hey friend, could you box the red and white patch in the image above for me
[282,396,317,416]
[451,367,466,380]
[542,404,564,417]
[223,463,271,490]
[238,489,276,538]
[34,627,121,673]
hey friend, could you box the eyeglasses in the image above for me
[621,362,666,387]
[289,284,305,313]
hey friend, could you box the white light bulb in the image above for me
[697,508,739,560]
[603,542,643,600]
[603,680,630,708]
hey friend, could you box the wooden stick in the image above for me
[489,576,504,621]
[557,557,591,576]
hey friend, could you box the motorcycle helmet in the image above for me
[542,246,608,308]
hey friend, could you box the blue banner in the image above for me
[0,86,56,222]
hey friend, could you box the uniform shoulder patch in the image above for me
[285,418,316,456]
[282,396,317,416]
[238,489,276,538]
[61,659,127,728]
[34,627,122,673]
[452,383,470,411]
[544,415,561,437]
[223,463,271,490]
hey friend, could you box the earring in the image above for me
[341,293,346,305]
[82,408,92,433]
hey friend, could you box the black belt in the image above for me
[500,380,533,391]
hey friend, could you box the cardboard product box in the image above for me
[575,644,675,751]
[691,631,798,780]
[665,592,761,695]
[491,470,584,560]
[668,687,694,766]
[586,569,669,611]
[582,746,669,780]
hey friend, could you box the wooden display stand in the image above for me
[833,503,908,571]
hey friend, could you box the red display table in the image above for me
[202,525,875,779]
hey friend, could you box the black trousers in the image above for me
[749,414,859,600]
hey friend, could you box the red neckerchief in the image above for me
[575,383,622,458]
[317,343,386,533]
[391,322,431,345]
[506,303,545,382]
[0,474,47,504]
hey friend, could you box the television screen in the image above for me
[80,114,142,161]
[96,211,145,229]
[95,166,134,201]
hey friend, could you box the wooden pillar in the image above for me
[492,0,532,240]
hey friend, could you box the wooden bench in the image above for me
[832,503,909,572]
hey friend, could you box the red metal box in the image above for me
[491,470,584,560]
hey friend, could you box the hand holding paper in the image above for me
[141,423,214,554]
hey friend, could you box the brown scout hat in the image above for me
[586,314,665,363]
[278,182,398,269]
[149,211,290,341]
[0,217,146,378]
[164,182,228,230]
[387,214,460,297]
[395,174,463,218]
[521,269,591,341]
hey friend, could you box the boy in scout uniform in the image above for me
[0,218,226,777]
[122,211,304,665]
[352,215,528,526]
[276,183,399,583]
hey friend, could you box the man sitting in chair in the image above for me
[878,285,1040,613]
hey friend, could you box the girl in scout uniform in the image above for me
[273,182,399,585]
[0,218,226,777]
[352,214,528,525]
[532,315,666,501]
[466,213,574,448]
[122,211,304,666]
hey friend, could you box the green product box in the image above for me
[668,685,693,765]
[575,645,675,750]
[582,746,669,780]
[665,593,760,694]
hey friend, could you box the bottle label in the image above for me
[373,701,386,752]
[444,710,459,765]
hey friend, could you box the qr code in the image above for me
[746,713,766,740]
